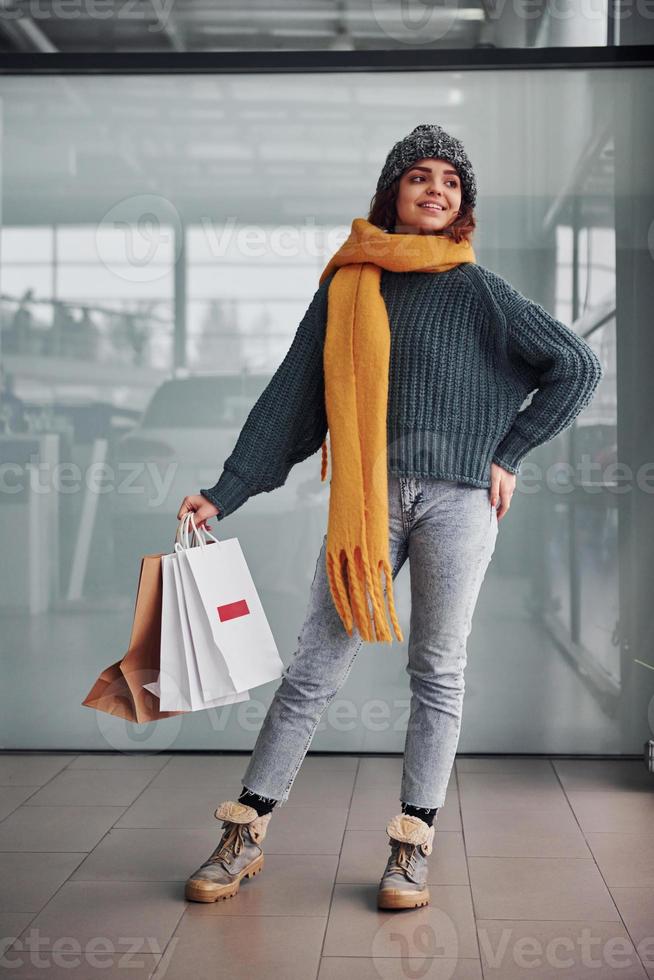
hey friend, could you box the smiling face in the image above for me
[394,157,463,234]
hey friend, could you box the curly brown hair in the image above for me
[367,176,476,245]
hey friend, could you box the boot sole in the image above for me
[185,854,264,903]
[377,887,430,910]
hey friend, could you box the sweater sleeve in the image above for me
[492,298,604,475]
[199,273,333,520]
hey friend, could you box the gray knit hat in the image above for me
[376,123,477,210]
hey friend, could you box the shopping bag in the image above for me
[81,661,142,723]
[82,553,185,723]
[146,542,249,712]
[170,554,250,711]
[176,518,285,696]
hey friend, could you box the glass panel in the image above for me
[0,69,634,758]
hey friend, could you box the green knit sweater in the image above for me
[200,263,603,519]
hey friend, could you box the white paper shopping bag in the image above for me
[148,553,249,712]
[142,514,250,712]
[170,558,250,710]
[177,530,284,696]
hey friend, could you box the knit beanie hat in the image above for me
[376,123,477,210]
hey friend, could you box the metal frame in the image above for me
[0,46,653,75]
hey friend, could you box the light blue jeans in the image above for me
[241,470,498,810]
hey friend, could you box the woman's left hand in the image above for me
[489,462,517,521]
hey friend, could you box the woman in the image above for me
[177,124,603,910]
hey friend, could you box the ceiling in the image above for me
[0,0,564,55]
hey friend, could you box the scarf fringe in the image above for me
[320,435,403,645]
[381,558,404,644]
[326,545,404,645]
[321,438,328,482]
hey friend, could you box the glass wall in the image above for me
[0,68,645,754]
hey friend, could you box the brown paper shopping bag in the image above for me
[82,553,186,722]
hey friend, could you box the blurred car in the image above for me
[109,374,329,596]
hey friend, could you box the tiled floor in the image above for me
[0,752,652,979]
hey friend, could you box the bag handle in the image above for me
[186,511,222,549]
[175,512,204,550]
[174,512,193,549]
[174,511,222,552]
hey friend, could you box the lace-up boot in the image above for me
[185,800,272,903]
[377,812,434,910]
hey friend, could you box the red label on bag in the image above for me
[217,599,250,622]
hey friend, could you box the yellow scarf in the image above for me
[317,217,476,644]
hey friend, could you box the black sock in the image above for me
[238,787,278,817]
[401,801,438,827]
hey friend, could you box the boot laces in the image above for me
[207,821,246,866]
[389,839,419,876]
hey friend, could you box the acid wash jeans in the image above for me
[241,469,499,811]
